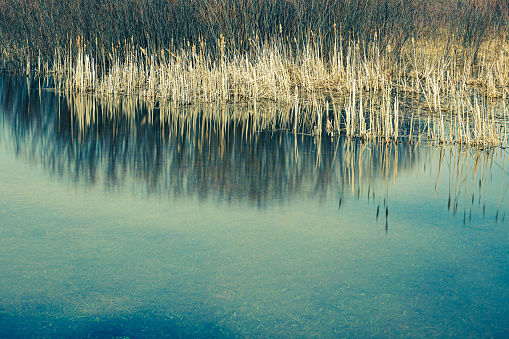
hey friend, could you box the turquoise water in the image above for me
[0,77,508,337]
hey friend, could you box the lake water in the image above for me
[1,76,508,337]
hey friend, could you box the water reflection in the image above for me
[0,77,405,203]
[1,76,507,221]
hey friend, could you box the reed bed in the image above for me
[1,0,508,147]
[42,32,508,147]
[47,32,509,101]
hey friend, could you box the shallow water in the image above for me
[1,76,508,338]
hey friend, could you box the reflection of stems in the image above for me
[448,147,452,211]
[435,147,445,198]
[496,150,506,222]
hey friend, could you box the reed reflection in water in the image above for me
[0,76,508,337]
[0,76,411,204]
[1,76,507,219]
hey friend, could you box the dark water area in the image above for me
[1,76,508,338]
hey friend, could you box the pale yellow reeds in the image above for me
[48,34,509,147]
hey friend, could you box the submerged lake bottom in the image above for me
[0,76,508,337]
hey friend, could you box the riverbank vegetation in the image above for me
[1,0,508,146]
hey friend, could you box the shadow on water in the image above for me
[1,76,509,337]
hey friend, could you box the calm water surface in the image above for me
[1,76,508,337]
